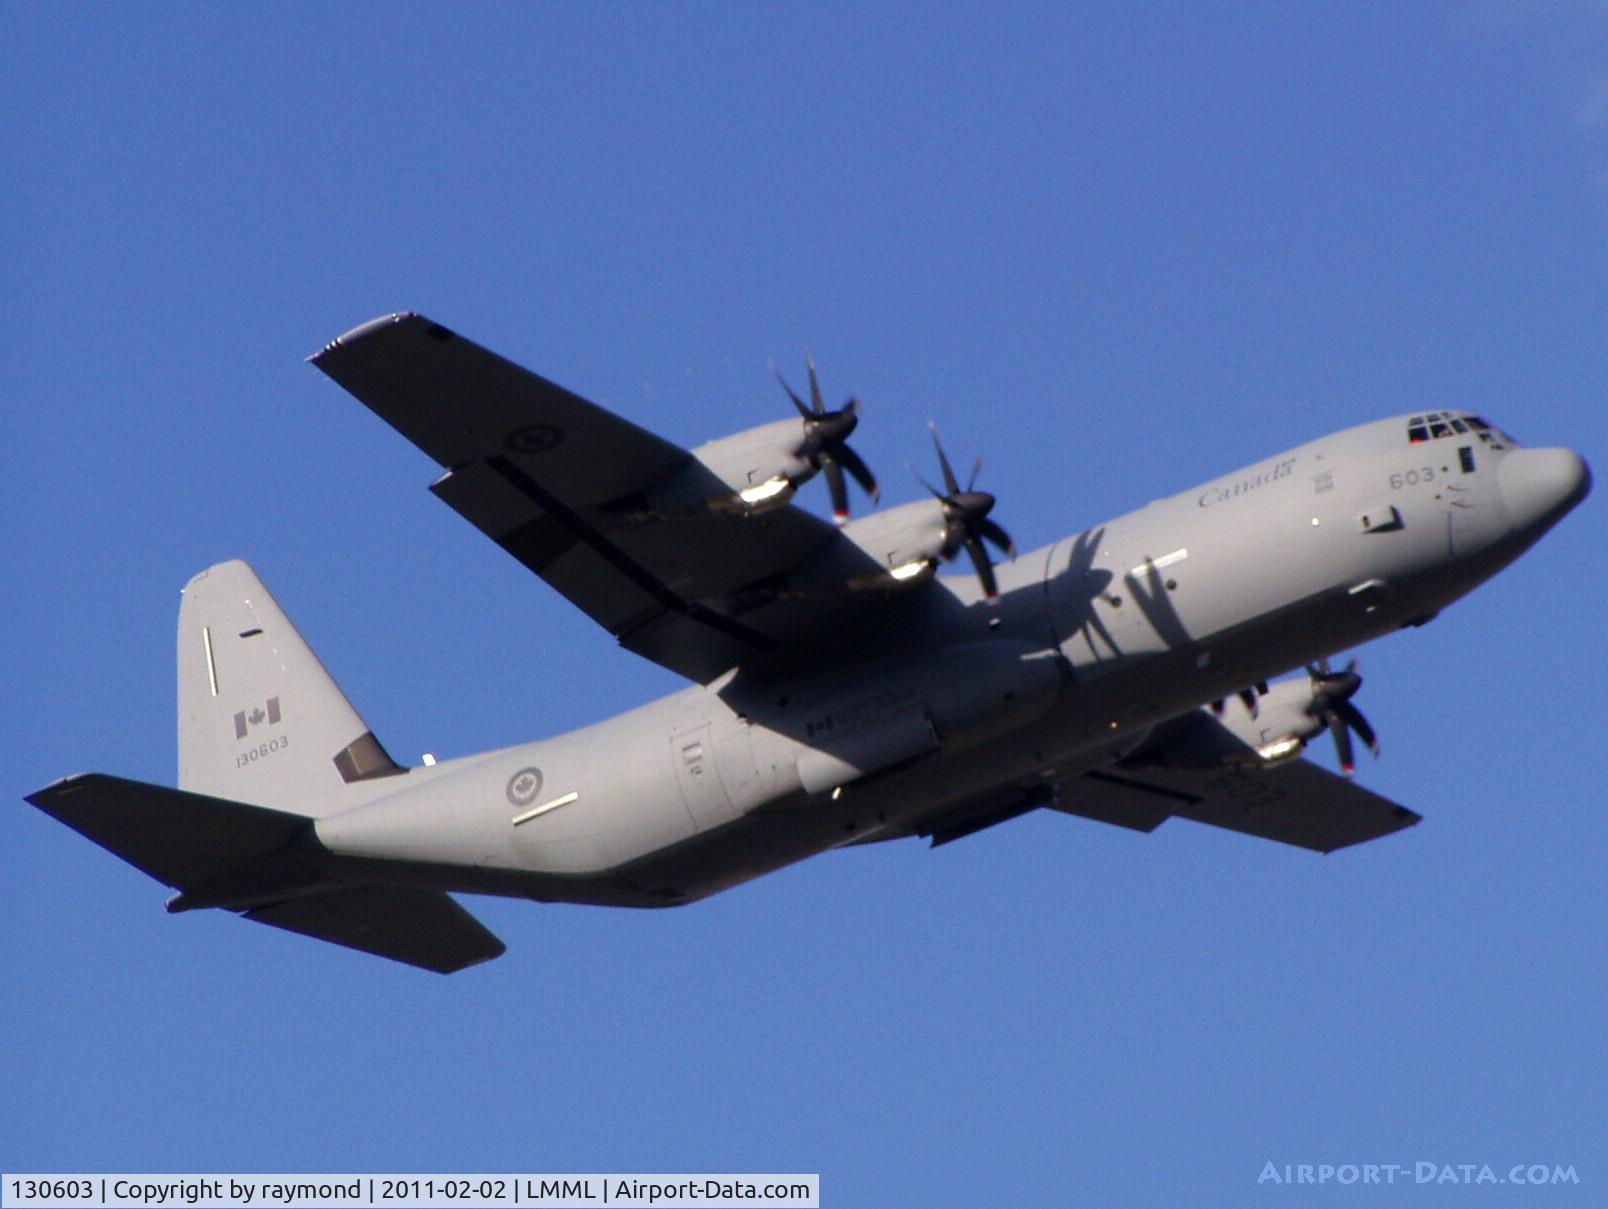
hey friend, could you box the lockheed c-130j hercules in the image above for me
[27,313,1592,972]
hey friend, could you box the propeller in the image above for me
[776,358,879,524]
[919,424,1016,603]
[1305,658,1379,775]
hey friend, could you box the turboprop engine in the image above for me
[1136,661,1381,775]
[685,360,880,520]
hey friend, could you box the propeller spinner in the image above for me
[1305,657,1380,775]
[775,359,879,524]
[920,424,1016,604]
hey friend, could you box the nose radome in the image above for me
[1498,448,1592,534]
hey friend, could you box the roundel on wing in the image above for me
[504,424,565,454]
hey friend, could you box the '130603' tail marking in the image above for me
[237,734,290,769]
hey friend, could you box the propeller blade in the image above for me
[930,424,961,496]
[807,357,825,414]
[777,372,813,421]
[1334,699,1380,757]
[976,517,1015,559]
[962,536,998,599]
[914,469,946,502]
[1237,688,1260,717]
[835,441,880,502]
[1329,712,1356,774]
[820,456,849,523]
[967,455,983,493]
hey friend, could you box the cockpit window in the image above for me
[1408,411,1519,449]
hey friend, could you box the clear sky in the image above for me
[5,5,1604,1206]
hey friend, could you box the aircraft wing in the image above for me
[311,313,878,682]
[1052,758,1421,853]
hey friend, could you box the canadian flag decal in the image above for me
[233,696,281,739]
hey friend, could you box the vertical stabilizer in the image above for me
[178,560,404,812]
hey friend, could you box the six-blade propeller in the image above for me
[919,424,1016,602]
[1306,657,1380,775]
[776,359,879,524]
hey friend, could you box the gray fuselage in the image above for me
[314,412,1587,907]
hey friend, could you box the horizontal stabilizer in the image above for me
[26,773,505,973]
[245,885,504,973]
[26,773,312,890]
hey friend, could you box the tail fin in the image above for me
[178,560,405,812]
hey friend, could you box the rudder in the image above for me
[178,560,405,812]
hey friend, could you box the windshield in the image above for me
[1407,411,1521,449]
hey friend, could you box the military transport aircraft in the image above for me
[27,313,1591,972]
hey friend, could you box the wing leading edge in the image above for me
[311,313,894,682]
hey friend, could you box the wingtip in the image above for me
[307,311,420,364]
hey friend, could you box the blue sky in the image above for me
[5,5,1604,1206]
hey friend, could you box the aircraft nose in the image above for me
[1498,448,1592,534]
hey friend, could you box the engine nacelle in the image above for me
[1133,676,1329,770]
[835,499,951,586]
[1211,678,1330,764]
[774,498,953,596]
[684,418,813,513]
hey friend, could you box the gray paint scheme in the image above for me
[25,316,1592,971]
